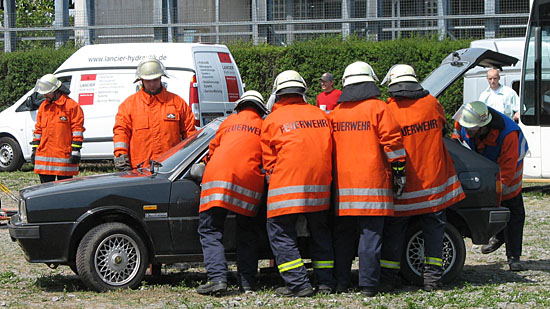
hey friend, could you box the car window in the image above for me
[422,60,471,97]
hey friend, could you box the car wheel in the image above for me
[76,222,148,292]
[0,137,24,172]
[400,221,466,285]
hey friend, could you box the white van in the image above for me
[463,38,524,105]
[0,43,244,172]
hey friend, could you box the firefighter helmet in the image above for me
[34,74,62,94]
[273,70,307,96]
[234,90,268,115]
[381,64,419,86]
[458,101,492,128]
[342,61,378,87]
[134,57,168,83]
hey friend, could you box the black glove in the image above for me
[114,154,132,171]
[31,148,36,165]
[391,161,406,197]
[69,150,81,165]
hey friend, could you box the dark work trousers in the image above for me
[39,174,72,183]
[198,207,259,284]
[267,211,334,292]
[381,210,447,286]
[333,215,384,288]
[499,193,525,259]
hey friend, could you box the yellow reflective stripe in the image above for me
[71,144,82,148]
[425,257,443,266]
[278,258,304,273]
[312,260,334,269]
[380,259,400,269]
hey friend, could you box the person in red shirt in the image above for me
[316,72,341,111]
[32,74,85,183]
[113,58,196,170]
[196,90,268,295]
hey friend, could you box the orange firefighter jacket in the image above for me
[386,95,465,216]
[330,98,405,216]
[113,87,196,168]
[199,108,265,217]
[33,94,85,176]
[261,96,332,218]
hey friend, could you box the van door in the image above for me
[72,72,136,158]
[193,50,242,126]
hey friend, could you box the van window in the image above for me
[16,77,72,112]
[512,81,520,95]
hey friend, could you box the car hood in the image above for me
[421,48,519,98]
[20,171,157,199]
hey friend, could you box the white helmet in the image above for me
[134,57,168,83]
[342,61,378,87]
[381,64,419,86]
[34,74,62,94]
[457,101,492,128]
[273,70,307,96]
[234,90,268,115]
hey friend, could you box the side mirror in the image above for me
[189,163,205,181]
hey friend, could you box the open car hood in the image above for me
[421,48,519,98]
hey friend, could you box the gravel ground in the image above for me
[0,178,549,307]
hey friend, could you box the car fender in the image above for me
[68,205,156,263]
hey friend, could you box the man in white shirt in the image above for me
[478,68,520,121]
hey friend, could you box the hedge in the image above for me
[0,37,470,122]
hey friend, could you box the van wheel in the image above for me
[0,137,24,172]
[400,221,466,285]
[76,222,148,292]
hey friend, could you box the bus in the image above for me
[520,0,550,178]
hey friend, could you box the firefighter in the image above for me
[113,57,196,170]
[261,70,334,297]
[379,64,466,292]
[32,74,85,183]
[330,61,406,296]
[453,100,528,271]
[196,90,268,295]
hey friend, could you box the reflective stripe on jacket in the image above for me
[330,98,405,216]
[113,87,196,168]
[386,95,465,216]
[261,96,332,218]
[199,109,265,216]
[455,108,528,201]
[33,94,85,176]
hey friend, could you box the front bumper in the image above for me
[8,214,75,263]
[456,207,510,244]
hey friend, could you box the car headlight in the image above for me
[18,197,27,224]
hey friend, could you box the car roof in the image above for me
[421,48,519,98]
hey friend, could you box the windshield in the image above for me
[154,119,221,174]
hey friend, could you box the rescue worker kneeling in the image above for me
[379,65,465,292]
[330,62,406,296]
[262,70,334,297]
[197,91,268,295]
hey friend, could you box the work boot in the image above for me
[423,281,443,292]
[196,281,227,295]
[335,283,350,294]
[315,284,333,294]
[275,286,315,297]
[481,236,505,254]
[361,286,379,297]
[508,257,525,271]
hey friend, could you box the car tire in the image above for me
[76,222,148,292]
[400,221,466,285]
[0,137,24,172]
